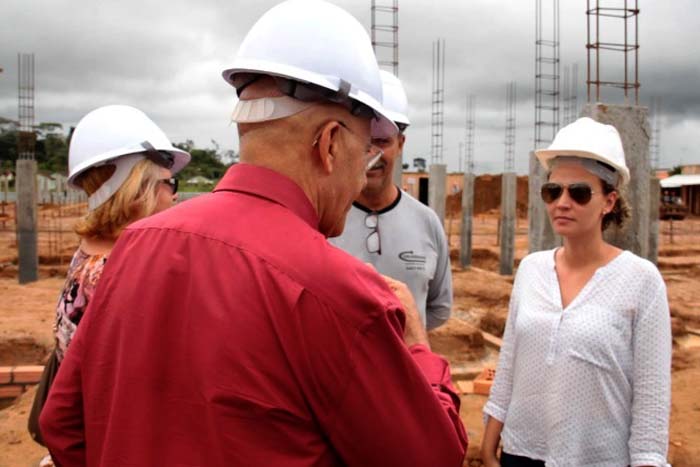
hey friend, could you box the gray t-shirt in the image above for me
[329,191,452,330]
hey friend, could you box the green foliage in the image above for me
[0,123,237,184]
[174,140,236,184]
[0,120,68,173]
[668,165,683,176]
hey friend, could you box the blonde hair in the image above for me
[74,158,165,240]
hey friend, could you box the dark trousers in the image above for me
[500,451,546,467]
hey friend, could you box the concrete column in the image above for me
[648,176,660,265]
[16,159,38,284]
[581,104,651,258]
[500,172,516,275]
[460,172,475,268]
[528,151,558,253]
[429,164,447,224]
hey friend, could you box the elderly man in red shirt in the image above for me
[39,1,468,465]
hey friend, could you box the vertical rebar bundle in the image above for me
[562,65,571,125]
[570,63,579,121]
[534,0,560,149]
[586,0,640,104]
[650,97,661,170]
[18,53,35,160]
[465,95,476,173]
[431,39,445,165]
[562,64,579,126]
[504,82,516,173]
[371,0,399,76]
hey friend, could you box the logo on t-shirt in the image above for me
[398,251,426,271]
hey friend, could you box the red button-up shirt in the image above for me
[41,163,467,466]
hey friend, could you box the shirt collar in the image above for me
[352,187,402,215]
[214,163,320,231]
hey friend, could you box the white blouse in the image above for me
[484,249,671,467]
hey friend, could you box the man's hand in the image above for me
[378,273,430,349]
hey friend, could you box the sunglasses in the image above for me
[141,141,175,169]
[365,212,381,255]
[540,182,597,205]
[159,177,179,195]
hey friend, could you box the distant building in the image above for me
[185,175,214,185]
[681,164,700,175]
[655,169,670,180]
[660,166,700,216]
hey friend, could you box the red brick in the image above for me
[12,365,44,384]
[473,367,496,396]
[0,385,24,399]
[473,379,493,396]
[456,380,474,395]
[0,367,12,384]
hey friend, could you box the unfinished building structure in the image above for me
[500,82,517,275]
[16,53,38,284]
[429,38,446,223]
[460,95,476,268]
[370,0,403,186]
[582,0,657,261]
[529,0,560,254]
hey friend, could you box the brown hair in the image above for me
[73,158,165,240]
[601,181,630,231]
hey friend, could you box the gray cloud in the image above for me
[1,0,698,173]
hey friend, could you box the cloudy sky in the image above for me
[2,0,698,174]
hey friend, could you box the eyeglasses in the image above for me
[159,177,179,195]
[540,182,597,205]
[365,212,381,255]
[336,121,384,170]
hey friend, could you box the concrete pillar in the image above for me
[528,151,558,253]
[500,172,516,275]
[429,164,447,224]
[581,104,651,258]
[460,172,475,268]
[16,159,38,284]
[648,176,660,265]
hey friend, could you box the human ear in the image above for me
[314,121,341,174]
[604,190,618,213]
[398,133,406,151]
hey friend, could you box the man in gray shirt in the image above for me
[330,71,452,330]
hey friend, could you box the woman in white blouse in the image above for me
[481,117,671,467]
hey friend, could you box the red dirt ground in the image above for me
[0,206,698,466]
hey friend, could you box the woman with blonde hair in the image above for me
[481,118,671,467]
[29,105,190,454]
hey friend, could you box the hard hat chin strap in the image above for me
[87,154,144,211]
[551,156,620,187]
[231,96,316,123]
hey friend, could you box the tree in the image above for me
[668,165,683,176]
[174,140,230,183]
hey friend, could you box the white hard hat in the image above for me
[378,70,410,128]
[535,117,630,185]
[68,105,191,210]
[221,0,397,138]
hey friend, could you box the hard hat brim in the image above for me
[222,59,398,138]
[534,148,631,185]
[67,146,191,190]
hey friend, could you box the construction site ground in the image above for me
[0,203,699,466]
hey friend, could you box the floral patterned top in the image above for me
[54,249,108,363]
